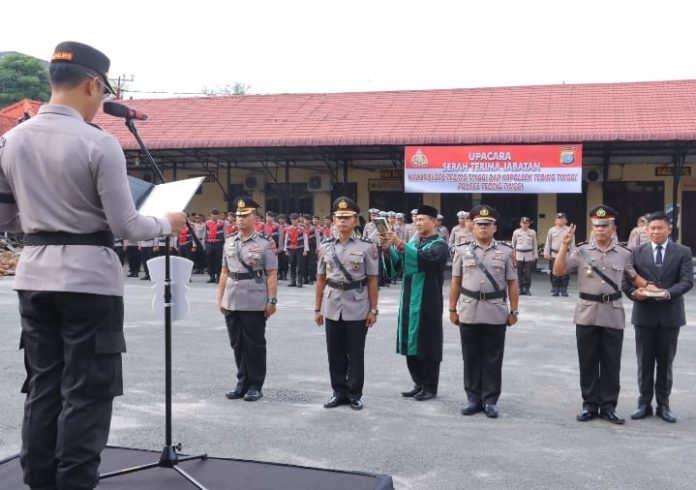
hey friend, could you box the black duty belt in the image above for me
[550,248,559,253]
[228,270,264,281]
[327,278,368,291]
[579,291,622,303]
[207,239,223,243]
[516,249,533,253]
[460,287,507,301]
[24,231,115,247]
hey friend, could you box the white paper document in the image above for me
[137,177,204,218]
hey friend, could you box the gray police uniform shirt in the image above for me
[362,221,378,241]
[565,242,636,329]
[222,232,278,311]
[511,228,539,262]
[317,236,379,321]
[0,105,170,297]
[544,225,575,258]
[449,225,473,248]
[452,240,517,325]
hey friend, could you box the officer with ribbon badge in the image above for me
[315,197,379,411]
[218,196,278,402]
[552,205,647,425]
[449,205,519,419]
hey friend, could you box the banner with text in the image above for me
[404,145,582,194]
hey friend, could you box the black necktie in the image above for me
[655,244,663,266]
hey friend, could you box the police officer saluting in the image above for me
[0,41,187,490]
[449,205,519,418]
[218,196,278,402]
[553,205,647,424]
[315,197,379,410]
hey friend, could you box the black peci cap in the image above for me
[51,41,115,94]
[416,205,438,219]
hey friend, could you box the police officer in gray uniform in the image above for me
[553,205,646,425]
[544,212,575,296]
[0,41,187,490]
[512,217,538,295]
[315,197,379,410]
[218,196,278,402]
[449,205,519,418]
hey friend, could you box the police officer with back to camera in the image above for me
[0,41,187,490]
[553,205,647,425]
[315,197,379,410]
[218,196,278,402]
[512,217,539,295]
[449,205,519,418]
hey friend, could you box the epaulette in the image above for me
[576,241,587,247]
[321,236,335,244]
[617,243,630,251]
[257,233,270,241]
[497,241,513,249]
[87,122,103,131]
[456,240,472,247]
[360,237,374,244]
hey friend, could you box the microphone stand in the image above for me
[99,118,209,489]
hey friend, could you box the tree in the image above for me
[0,54,50,107]
[202,82,251,96]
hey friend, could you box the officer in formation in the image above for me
[627,215,650,249]
[449,205,519,418]
[512,217,538,295]
[449,210,473,250]
[283,212,309,287]
[205,208,225,283]
[544,212,574,296]
[218,196,278,402]
[436,214,450,242]
[403,209,418,242]
[553,205,647,424]
[0,41,187,490]
[362,208,380,240]
[315,197,379,410]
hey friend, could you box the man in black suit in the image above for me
[622,212,693,423]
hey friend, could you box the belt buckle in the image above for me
[479,291,486,301]
[602,293,610,303]
[337,282,344,291]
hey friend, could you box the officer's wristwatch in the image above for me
[510,310,519,316]
[370,308,379,315]
[267,297,278,305]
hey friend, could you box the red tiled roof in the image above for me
[41,80,696,148]
[0,99,44,134]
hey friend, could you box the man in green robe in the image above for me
[384,205,449,400]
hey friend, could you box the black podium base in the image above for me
[0,446,394,490]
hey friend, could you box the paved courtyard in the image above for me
[1,272,695,489]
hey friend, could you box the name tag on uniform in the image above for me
[350,251,363,256]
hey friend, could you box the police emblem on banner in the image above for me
[410,149,429,167]
[560,146,576,165]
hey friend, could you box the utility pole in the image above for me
[109,74,134,100]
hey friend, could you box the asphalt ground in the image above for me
[1,271,695,489]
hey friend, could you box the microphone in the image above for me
[103,101,149,121]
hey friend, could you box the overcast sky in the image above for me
[3,0,694,98]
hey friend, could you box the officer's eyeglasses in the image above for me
[91,76,115,102]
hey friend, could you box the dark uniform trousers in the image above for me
[18,291,125,490]
[140,247,154,278]
[576,325,623,411]
[635,326,680,407]
[287,248,304,286]
[406,356,440,394]
[278,251,288,280]
[325,317,368,400]
[225,311,267,391]
[549,257,570,291]
[206,240,224,280]
[517,260,533,292]
[459,323,507,404]
[126,245,141,276]
[304,246,317,284]
[113,246,125,266]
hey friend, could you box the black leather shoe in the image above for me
[349,399,363,410]
[206,278,217,283]
[576,409,598,422]
[460,401,483,416]
[630,404,653,420]
[600,409,625,425]
[225,389,245,400]
[323,395,347,408]
[140,275,151,281]
[287,282,296,287]
[244,389,263,401]
[401,386,422,398]
[414,390,436,401]
[656,405,677,423]
[483,404,498,418]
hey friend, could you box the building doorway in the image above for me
[604,181,664,242]
[482,194,538,240]
[680,191,696,254]
[265,183,313,215]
